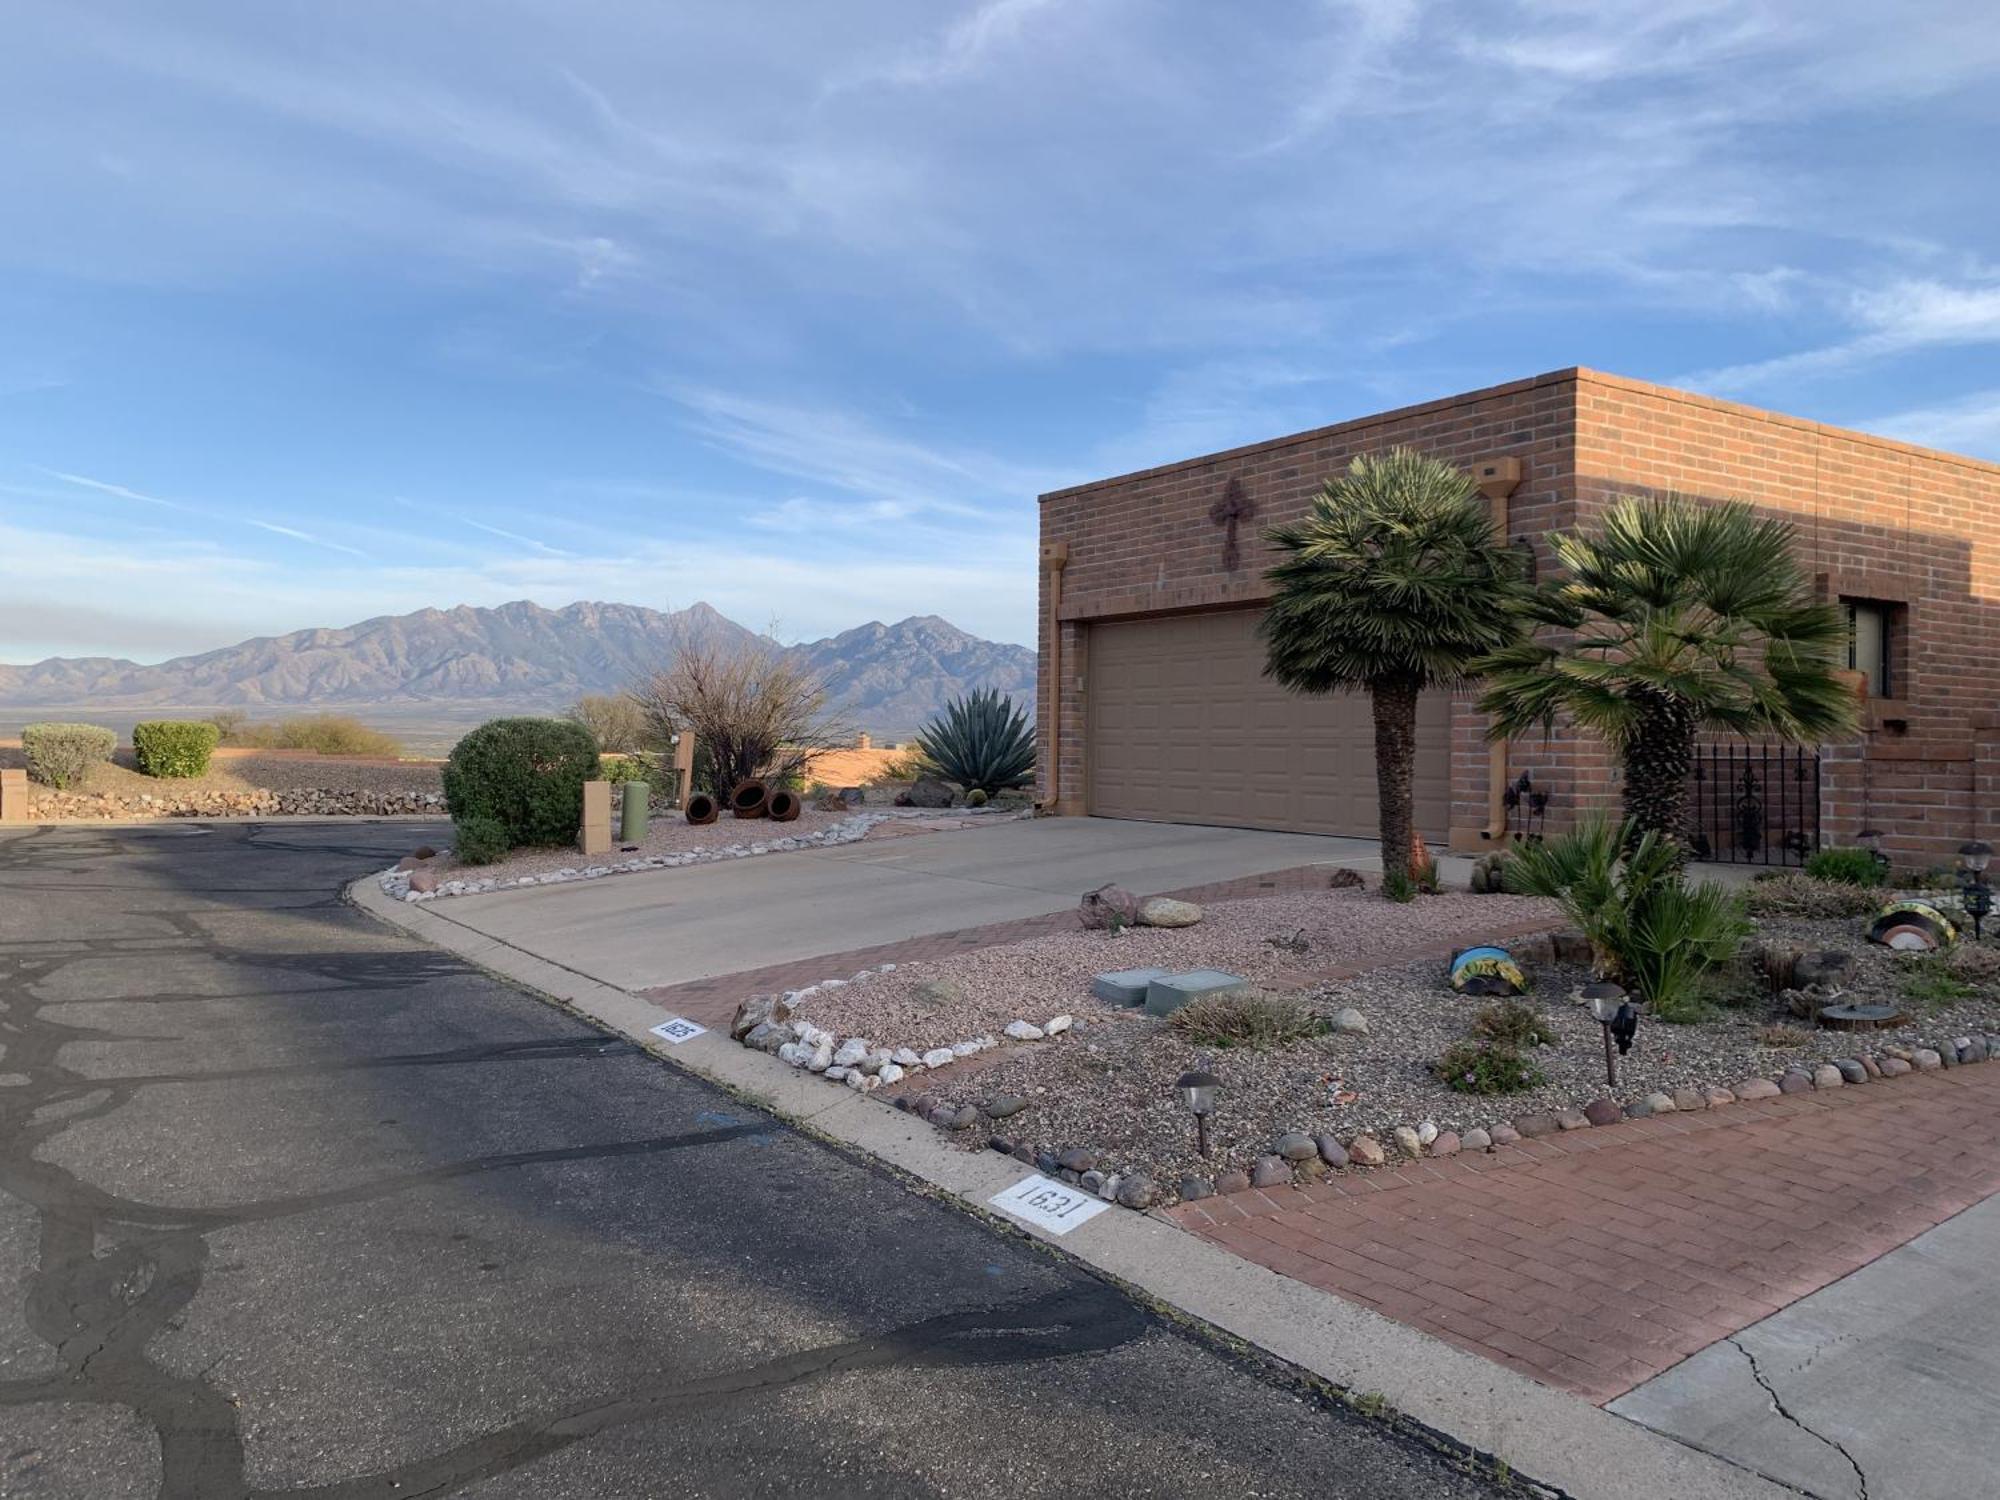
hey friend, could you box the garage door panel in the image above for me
[1085,610,1449,840]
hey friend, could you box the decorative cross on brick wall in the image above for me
[1209,476,1255,571]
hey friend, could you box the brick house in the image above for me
[1035,367,2000,868]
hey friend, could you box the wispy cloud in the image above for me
[40,468,192,511]
[1692,278,2000,392]
[247,519,369,557]
[43,468,373,559]
[1868,389,2000,460]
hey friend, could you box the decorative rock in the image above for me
[1035,1150,1060,1174]
[1583,1097,1623,1127]
[1391,1125,1424,1159]
[1835,1058,1868,1084]
[905,775,955,808]
[1003,1020,1046,1042]
[1045,1015,1074,1036]
[1962,1038,1989,1064]
[1095,1172,1120,1200]
[949,1105,980,1129]
[893,1047,924,1068]
[824,1066,850,1082]
[1552,928,1595,964]
[832,1038,871,1068]
[1430,1131,1461,1158]
[1623,1099,1654,1119]
[1812,1064,1844,1089]
[1644,1092,1677,1114]
[1316,1136,1349,1169]
[983,1096,1029,1119]
[1778,1070,1813,1094]
[1883,1044,1914,1061]
[1938,1044,1958,1070]
[1294,1156,1328,1182]
[1080,1170,1105,1195]
[1012,1144,1035,1164]
[1416,1120,1439,1147]
[1555,1110,1590,1131]
[877,1063,904,1085]
[777,1042,812,1068]
[1704,1087,1737,1107]
[1881,1057,1913,1076]
[1672,1088,1707,1113]
[1136,896,1203,928]
[988,1135,1016,1154]
[1250,1155,1291,1187]
[1078,883,1140,930]
[1179,1177,1214,1201]
[1860,1055,1882,1078]
[1914,1048,1943,1071]
[743,1022,788,1052]
[921,1048,956,1069]
[1735,1078,1782,1100]
[1514,1113,1561,1139]
[910,977,967,1011]
[1347,1135,1387,1167]
[1791,949,1856,988]
[408,868,439,894]
[1276,1132,1319,1162]
[1329,1007,1370,1036]
[1216,1169,1252,1194]
[1488,1124,1520,1146]
[808,1040,834,1073]
[1461,1128,1492,1153]
[1058,1147,1096,1173]
[1117,1175,1161,1209]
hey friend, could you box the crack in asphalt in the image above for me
[0,822,1149,1498]
[1728,1336,1869,1500]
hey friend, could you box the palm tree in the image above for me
[1260,448,1526,889]
[1477,495,1856,851]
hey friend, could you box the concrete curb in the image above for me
[349,871,1791,1500]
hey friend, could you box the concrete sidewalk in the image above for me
[421,816,1380,991]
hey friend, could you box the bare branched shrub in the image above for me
[632,634,847,798]
[564,693,648,754]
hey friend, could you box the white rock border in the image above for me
[376,806,1027,904]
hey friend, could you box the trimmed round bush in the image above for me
[451,815,511,866]
[21,722,117,789]
[442,717,601,850]
[132,720,220,779]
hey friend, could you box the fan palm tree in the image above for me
[1260,448,1526,889]
[1477,495,1856,852]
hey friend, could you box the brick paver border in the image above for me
[1165,1062,2000,1404]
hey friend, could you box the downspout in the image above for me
[1038,541,1070,813]
[1473,457,1524,842]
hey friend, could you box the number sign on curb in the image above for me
[988,1174,1110,1235]
[648,1017,707,1045]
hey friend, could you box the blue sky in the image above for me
[2,1,1996,663]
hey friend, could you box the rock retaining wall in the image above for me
[28,788,446,820]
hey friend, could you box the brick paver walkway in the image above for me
[1165,1062,2000,1403]
[640,863,1359,1026]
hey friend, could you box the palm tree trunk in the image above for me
[1622,687,1696,851]
[1371,674,1420,886]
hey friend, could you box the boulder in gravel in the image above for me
[1078,883,1141,930]
[1275,1132,1319,1162]
[910,977,968,1012]
[1834,1058,1867,1084]
[1812,1064,1844,1089]
[1778,1070,1813,1094]
[1791,950,1856,988]
[777,1041,812,1068]
[906,776,955,808]
[1914,1048,1943,1070]
[1044,1015,1074,1035]
[1058,1147,1096,1173]
[1488,1124,1520,1146]
[1643,1092,1677,1114]
[1392,1125,1424,1159]
[1461,1128,1492,1153]
[1316,1135,1349,1169]
[1347,1135,1387,1167]
[1327,868,1366,889]
[1117,1175,1160,1209]
[1704,1087,1737,1107]
[983,1096,1029,1119]
[1003,1020,1045,1042]
[743,1022,789,1053]
[1672,1088,1708,1113]
[1178,1177,1214,1201]
[921,1048,956,1069]
[1137,896,1203,928]
[1250,1155,1291,1188]
[1624,1098,1654,1119]
[1328,1007,1370,1036]
[408,868,439,894]
[1962,1038,1990,1064]
[1583,1097,1622,1127]
[1416,1120,1439,1146]
[878,1063,905,1085]
[1216,1169,1252,1194]
[1734,1078,1782,1099]
[1881,1057,1913,1077]
[1555,1111,1589,1131]
[1430,1131,1462,1158]
[950,1105,980,1129]
[1514,1113,1561,1139]
[833,1038,871,1068]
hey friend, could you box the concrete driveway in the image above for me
[424,816,1378,991]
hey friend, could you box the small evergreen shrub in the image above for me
[1167,990,1323,1049]
[1803,847,1885,887]
[1434,1040,1544,1094]
[1471,999,1554,1050]
[441,717,600,850]
[21,722,117,789]
[451,815,511,866]
[132,720,220,778]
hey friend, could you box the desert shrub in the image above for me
[1507,814,1747,1014]
[1899,955,1975,1009]
[1167,989,1322,1049]
[451,815,510,866]
[20,722,117,789]
[1471,999,1555,1050]
[631,636,843,798]
[1433,1040,1544,1094]
[132,720,220,778]
[1947,944,2000,985]
[208,709,250,741]
[565,693,649,754]
[221,713,402,757]
[1757,1023,1812,1047]
[966,787,989,807]
[1744,871,1883,920]
[915,688,1035,796]
[1803,847,1885,887]
[441,717,600,850]
[599,753,659,786]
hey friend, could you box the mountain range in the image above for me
[0,601,1036,739]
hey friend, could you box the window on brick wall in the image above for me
[1844,599,1898,698]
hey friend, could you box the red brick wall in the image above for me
[1040,367,2000,867]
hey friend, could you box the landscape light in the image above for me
[1580,981,1632,1088]
[1959,841,1994,939]
[1175,1068,1222,1158]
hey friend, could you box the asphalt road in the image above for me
[0,820,1507,1499]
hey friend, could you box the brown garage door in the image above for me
[1085,609,1451,839]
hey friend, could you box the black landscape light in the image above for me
[1857,828,1890,876]
[1175,1068,1222,1158]
[1959,841,1994,940]
[1581,981,1634,1088]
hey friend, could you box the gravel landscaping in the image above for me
[379,805,1027,902]
[736,880,2000,1209]
[2,746,445,819]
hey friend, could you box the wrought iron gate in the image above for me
[1686,742,1820,866]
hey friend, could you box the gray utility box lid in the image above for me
[1092,967,1171,1007]
[1145,970,1253,1017]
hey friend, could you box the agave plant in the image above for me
[916,688,1035,796]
